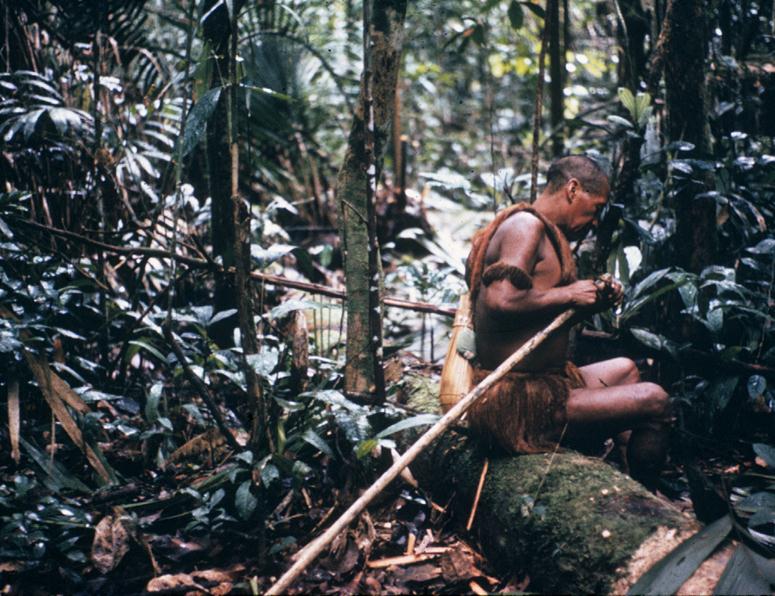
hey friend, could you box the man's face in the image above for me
[566,179,609,240]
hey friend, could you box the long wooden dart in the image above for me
[265,308,576,595]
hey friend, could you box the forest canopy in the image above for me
[1,0,775,593]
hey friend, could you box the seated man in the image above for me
[465,155,671,488]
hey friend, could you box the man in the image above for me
[465,155,670,488]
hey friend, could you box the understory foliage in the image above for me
[0,0,774,592]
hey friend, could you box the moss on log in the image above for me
[403,374,708,593]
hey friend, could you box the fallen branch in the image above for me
[465,457,489,531]
[265,308,576,595]
[16,219,456,318]
[366,552,443,569]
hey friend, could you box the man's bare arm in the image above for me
[480,214,603,319]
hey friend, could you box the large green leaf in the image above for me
[735,491,775,514]
[145,382,163,423]
[707,376,739,414]
[376,413,440,439]
[181,86,222,157]
[713,544,775,595]
[630,327,665,351]
[753,443,775,468]
[618,87,636,118]
[20,437,90,493]
[235,480,258,521]
[301,428,333,457]
[627,515,732,595]
[630,268,670,299]
[507,1,524,29]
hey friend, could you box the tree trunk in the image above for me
[548,0,564,157]
[617,0,649,90]
[592,0,650,274]
[663,0,717,273]
[404,376,728,594]
[203,0,246,346]
[338,0,408,402]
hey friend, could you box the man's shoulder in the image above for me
[495,209,547,240]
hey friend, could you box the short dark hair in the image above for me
[545,155,609,196]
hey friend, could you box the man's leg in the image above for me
[567,358,671,488]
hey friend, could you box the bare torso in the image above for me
[473,211,570,370]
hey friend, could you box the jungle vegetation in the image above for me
[0,0,774,592]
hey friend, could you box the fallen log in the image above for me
[404,375,731,594]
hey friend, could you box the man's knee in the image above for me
[615,357,640,384]
[638,382,669,419]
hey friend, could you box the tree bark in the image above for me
[338,0,408,402]
[202,0,246,346]
[617,0,649,90]
[548,0,564,157]
[404,376,727,594]
[663,0,717,273]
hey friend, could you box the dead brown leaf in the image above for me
[91,515,130,574]
[168,428,225,464]
[440,544,481,582]
[146,573,208,593]
[146,566,244,595]
[392,562,441,584]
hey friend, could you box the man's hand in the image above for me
[564,280,604,308]
[564,276,623,311]
[595,274,624,308]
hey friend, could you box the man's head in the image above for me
[538,155,610,239]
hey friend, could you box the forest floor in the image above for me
[2,350,745,595]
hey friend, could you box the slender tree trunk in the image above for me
[617,0,649,90]
[215,2,271,452]
[203,0,245,346]
[92,4,110,377]
[592,0,650,273]
[549,0,564,157]
[338,0,408,402]
[663,0,716,273]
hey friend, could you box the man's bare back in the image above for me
[467,156,672,488]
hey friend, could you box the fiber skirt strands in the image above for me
[468,362,585,453]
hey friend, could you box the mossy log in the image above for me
[403,375,728,593]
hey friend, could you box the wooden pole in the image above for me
[265,308,576,595]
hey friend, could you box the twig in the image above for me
[366,552,444,569]
[405,531,417,555]
[265,308,576,595]
[163,325,241,452]
[533,422,568,503]
[465,457,489,531]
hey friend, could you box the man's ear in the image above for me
[566,178,579,202]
